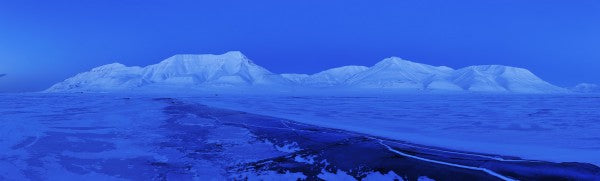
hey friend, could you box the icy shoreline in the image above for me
[183,94,600,166]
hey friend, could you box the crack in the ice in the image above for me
[380,138,533,162]
[376,139,518,181]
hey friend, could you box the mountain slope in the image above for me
[301,66,368,87]
[280,74,309,84]
[452,65,567,93]
[46,63,145,92]
[46,52,568,94]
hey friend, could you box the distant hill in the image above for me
[0,74,5,78]
[571,83,600,93]
[45,51,568,94]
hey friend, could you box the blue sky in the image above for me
[0,0,599,92]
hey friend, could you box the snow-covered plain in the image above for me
[0,94,297,180]
[189,94,600,166]
[2,93,599,180]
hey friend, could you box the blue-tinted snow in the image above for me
[2,93,599,180]
[190,94,600,165]
[45,51,568,94]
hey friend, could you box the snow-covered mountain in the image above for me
[46,51,568,94]
[451,65,566,93]
[46,63,145,92]
[345,57,458,90]
[299,66,369,87]
[571,83,600,93]
[46,51,290,92]
[141,52,284,86]
[280,74,309,84]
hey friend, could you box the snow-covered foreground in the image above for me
[189,94,600,166]
[1,93,440,180]
[1,93,599,180]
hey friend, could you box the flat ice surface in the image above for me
[186,94,600,165]
[2,93,599,180]
[0,94,294,180]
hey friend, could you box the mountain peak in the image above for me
[222,51,246,59]
[375,57,412,65]
[91,63,127,72]
[466,64,515,71]
[372,57,444,71]
[162,51,250,65]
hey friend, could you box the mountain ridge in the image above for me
[571,83,599,93]
[45,51,569,94]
